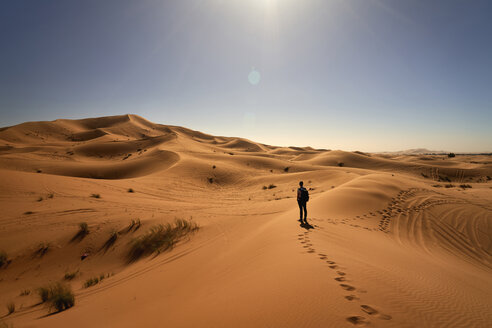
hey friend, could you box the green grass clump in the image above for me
[127,218,199,262]
[6,302,15,315]
[37,283,75,312]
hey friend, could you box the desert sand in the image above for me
[0,114,491,327]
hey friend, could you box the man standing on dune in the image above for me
[297,181,309,222]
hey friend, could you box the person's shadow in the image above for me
[299,219,314,230]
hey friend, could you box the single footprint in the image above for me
[346,316,369,326]
[345,295,359,301]
[307,249,315,253]
[340,284,355,291]
[327,260,335,264]
[361,305,392,320]
[337,271,346,276]
[329,265,338,269]
[335,277,346,282]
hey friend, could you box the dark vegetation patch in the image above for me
[20,289,31,296]
[102,231,118,251]
[0,250,7,268]
[127,218,199,263]
[337,162,345,167]
[71,222,89,242]
[34,243,50,257]
[128,188,134,193]
[459,184,472,189]
[444,184,455,188]
[64,270,78,281]
[91,193,101,199]
[6,302,15,315]
[284,167,290,172]
[37,283,75,312]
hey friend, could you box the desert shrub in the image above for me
[459,184,472,189]
[432,184,442,188]
[6,302,14,315]
[262,185,268,190]
[421,173,428,178]
[48,193,54,199]
[268,184,277,189]
[337,162,345,167]
[448,153,456,158]
[64,271,78,280]
[37,286,51,303]
[212,165,216,169]
[79,222,89,235]
[37,196,43,202]
[84,277,101,288]
[72,222,89,242]
[284,167,290,172]
[0,251,7,268]
[48,283,74,312]
[127,218,199,262]
[128,188,134,193]
[208,177,214,183]
[91,193,100,198]
[20,289,31,296]
[35,243,50,257]
[102,231,118,251]
[126,219,141,233]
[444,184,455,188]
[24,211,34,215]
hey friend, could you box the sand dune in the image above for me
[0,115,491,327]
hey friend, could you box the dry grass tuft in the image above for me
[90,193,101,198]
[6,302,15,315]
[34,243,50,257]
[20,289,31,296]
[102,231,118,251]
[64,271,78,281]
[72,222,89,242]
[37,283,75,312]
[127,218,199,262]
[0,251,7,268]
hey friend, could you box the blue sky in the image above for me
[1,0,491,152]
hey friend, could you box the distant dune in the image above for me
[0,115,491,328]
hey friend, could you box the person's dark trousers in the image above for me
[298,200,307,220]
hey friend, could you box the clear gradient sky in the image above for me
[1,0,491,152]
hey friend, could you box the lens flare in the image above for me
[248,69,261,85]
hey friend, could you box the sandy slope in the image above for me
[0,115,491,328]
